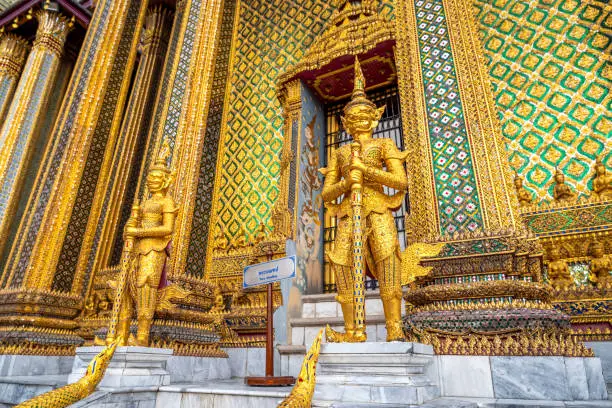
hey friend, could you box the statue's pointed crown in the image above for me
[343,56,377,114]
[151,140,172,173]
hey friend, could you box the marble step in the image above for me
[313,398,612,408]
[300,290,406,320]
[313,397,478,407]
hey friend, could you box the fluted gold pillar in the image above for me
[0,10,72,255]
[0,34,29,127]
[0,0,150,294]
[72,5,173,294]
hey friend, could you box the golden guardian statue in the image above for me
[321,58,408,342]
[105,141,178,347]
[592,156,612,200]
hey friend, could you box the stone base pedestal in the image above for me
[68,346,173,389]
[434,355,608,400]
[314,342,440,405]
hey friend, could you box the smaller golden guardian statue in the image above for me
[553,168,576,203]
[105,141,178,347]
[589,241,612,288]
[321,57,409,342]
[514,173,533,207]
[547,245,573,290]
[592,156,612,200]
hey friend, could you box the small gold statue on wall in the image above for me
[592,156,612,200]
[231,225,249,250]
[546,244,573,290]
[105,141,180,347]
[254,222,268,245]
[553,167,576,203]
[213,226,230,252]
[514,173,533,207]
[320,58,409,342]
[589,241,612,289]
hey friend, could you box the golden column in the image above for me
[0,34,29,126]
[73,5,174,293]
[0,0,150,294]
[0,9,72,254]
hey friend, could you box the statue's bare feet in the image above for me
[386,321,406,342]
[325,325,367,343]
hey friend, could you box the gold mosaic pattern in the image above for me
[475,0,611,201]
[214,0,394,238]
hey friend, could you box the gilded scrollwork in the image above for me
[405,324,593,357]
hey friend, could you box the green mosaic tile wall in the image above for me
[475,0,611,202]
[215,0,395,238]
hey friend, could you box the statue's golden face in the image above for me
[514,178,522,188]
[593,246,604,258]
[342,104,384,136]
[549,247,560,260]
[596,164,605,176]
[555,173,564,183]
[147,170,169,192]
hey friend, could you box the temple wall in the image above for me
[475,0,611,202]
[211,0,395,240]
[212,0,611,244]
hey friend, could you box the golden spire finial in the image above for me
[151,140,171,172]
[343,56,377,115]
[353,56,366,99]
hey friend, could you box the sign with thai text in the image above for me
[243,256,296,289]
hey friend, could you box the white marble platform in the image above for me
[155,380,291,408]
[166,355,231,383]
[224,347,281,378]
[312,397,612,407]
[434,355,608,400]
[69,346,173,389]
[586,342,612,393]
[0,354,73,376]
[314,341,440,405]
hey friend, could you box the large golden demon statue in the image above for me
[104,141,179,347]
[321,58,409,342]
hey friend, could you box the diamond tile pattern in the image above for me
[215,0,394,238]
[475,0,612,201]
[415,0,484,234]
[53,0,142,293]
[184,0,237,278]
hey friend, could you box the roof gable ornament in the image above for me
[278,0,394,87]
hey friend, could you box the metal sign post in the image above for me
[244,251,296,387]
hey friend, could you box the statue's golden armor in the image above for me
[322,58,408,342]
[108,142,178,347]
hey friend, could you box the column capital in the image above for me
[33,10,74,56]
[0,34,30,78]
